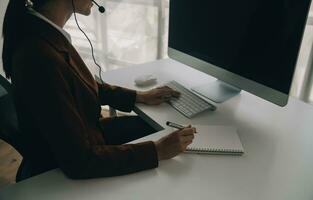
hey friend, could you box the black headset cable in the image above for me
[71,0,104,84]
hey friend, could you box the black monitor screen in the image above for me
[169,0,311,94]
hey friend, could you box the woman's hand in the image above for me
[136,86,180,105]
[154,126,197,160]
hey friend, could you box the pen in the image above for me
[166,121,198,133]
[166,121,187,130]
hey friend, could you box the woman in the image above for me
[2,0,196,179]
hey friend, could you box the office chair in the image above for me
[0,74,32,182]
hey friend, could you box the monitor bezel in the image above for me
[168,47,289,106]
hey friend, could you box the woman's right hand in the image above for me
[154,126,197,160]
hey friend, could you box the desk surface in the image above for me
[1,59,313,200]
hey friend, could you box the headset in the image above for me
[92,0,105,13]
[71,0,106,84]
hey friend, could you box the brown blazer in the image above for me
[11,14,158,179]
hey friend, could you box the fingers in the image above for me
[157,86,172,90]
[184,140,193,145]
[181,138,193,151]
[171,127,196,139]
[177,127,197,148]
[183,140,193,147]
[160,95,172,102]
[171,90,181,97]
[180,127,197,136]
[181,134,194,143]
[156,86,181,98]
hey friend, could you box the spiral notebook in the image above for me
[185,125,244,155]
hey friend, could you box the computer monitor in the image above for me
[168,0,312,106]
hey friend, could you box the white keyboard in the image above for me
[165,81,216,118]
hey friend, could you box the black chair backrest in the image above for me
[0,74,24,155]
[0,74,33,182]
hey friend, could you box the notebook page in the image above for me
[186,126,244,153]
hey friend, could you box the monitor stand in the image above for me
[191,80,241,103]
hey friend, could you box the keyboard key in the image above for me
[165,81,216,118]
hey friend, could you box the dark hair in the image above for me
[2,0,47,79]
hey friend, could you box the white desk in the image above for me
[1,59,313,200]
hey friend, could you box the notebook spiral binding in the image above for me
[187,147,243,154]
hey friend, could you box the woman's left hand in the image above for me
[136,86,181,105]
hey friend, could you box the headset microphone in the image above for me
[92,0,105,13]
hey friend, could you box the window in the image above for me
[291,4,313,103]
[65,0,169,76]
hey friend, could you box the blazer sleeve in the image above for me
[97,82,137,112]
[13,42,158,179]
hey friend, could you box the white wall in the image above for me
[0,0,9,77]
